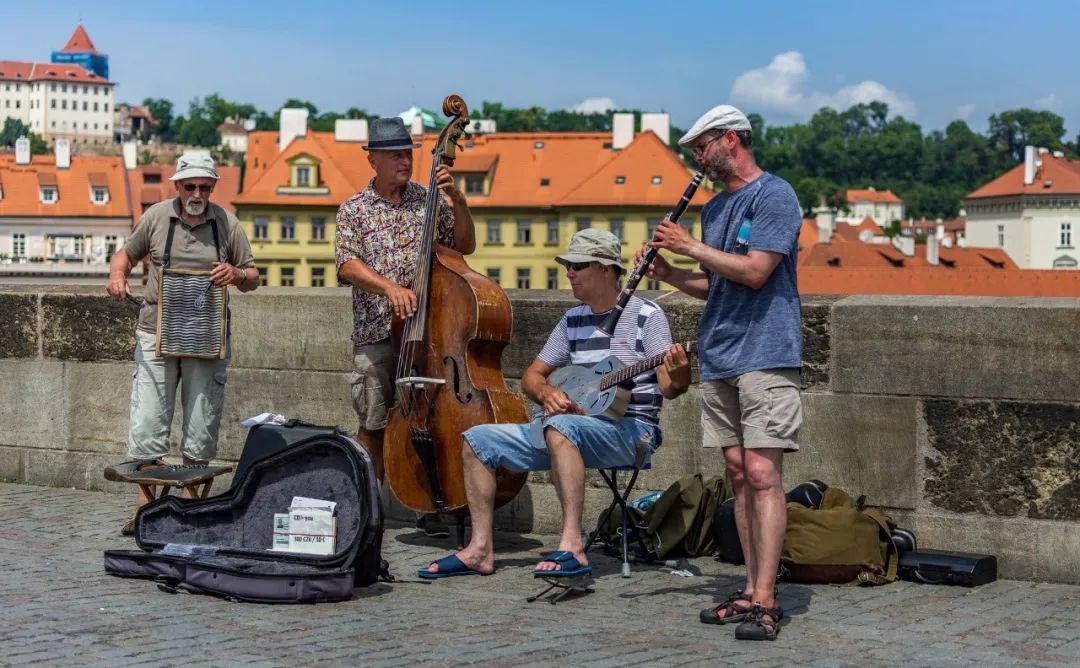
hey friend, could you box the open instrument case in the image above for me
[105,423,385,603]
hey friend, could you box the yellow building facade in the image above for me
[234,125,711,288]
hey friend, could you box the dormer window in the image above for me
[41,187,57,203]
[278,153,329,196]
[651,176,662,185]
[463,173,485,195]
[92,187,109,204]
[615,176,626,185]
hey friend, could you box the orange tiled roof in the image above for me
[127,164,242,222]
[799,267,1080,297]
[798,219,819,248]
[846,188,902,204]
[966,152,1080,199]
[0,60,112,84]
[61,25,100,54]
[0,154,130,218]
[235,130,713,210]
[800,240,1016,270]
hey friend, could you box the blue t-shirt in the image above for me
[697,172,803,380]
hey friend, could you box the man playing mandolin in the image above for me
[420,229,691,579]
[335,116,476,538]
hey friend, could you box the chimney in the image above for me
[15,137,30,165]
[942,235,954,248]
[935,220,945,240]
[122,141,138,170]
[957,231,968,248]
[334,119,368,142]
[926,233,939,266]
[813,205,834,241]
[55,138,71,169]
[640,112,670,145]
[892,235,915,257]
[410,116,423,136]
[1023,145,1036,185]
[1053,150,1065,158]
[469,118,496,134]
[278,108,309,151]
[612,112,634,150]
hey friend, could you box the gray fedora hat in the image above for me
[363,117,421,151]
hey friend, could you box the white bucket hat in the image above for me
[170,153,220,181]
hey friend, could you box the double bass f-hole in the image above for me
[443,356,473,404]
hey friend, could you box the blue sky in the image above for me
[6,0,1078,137]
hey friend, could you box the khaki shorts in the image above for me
[350,340,395,432]
[701,368,802,451]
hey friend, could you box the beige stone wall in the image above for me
[1,285,1077,582]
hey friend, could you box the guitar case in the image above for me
[104,423,384,603]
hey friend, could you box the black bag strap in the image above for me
[162,213,223,268]
[162,219,178,267]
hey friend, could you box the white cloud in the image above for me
[1035,93,1061,110]
[568,97,617,114]
[956,104,976,120]
[730,51,916,118]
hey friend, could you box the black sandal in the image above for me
[734,603,784,641]
[699,590,754,625]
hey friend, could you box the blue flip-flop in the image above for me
[417,554,488,579]
[533,550,592,578]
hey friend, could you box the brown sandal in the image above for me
[699,590,754,625]
[734,603,784,640]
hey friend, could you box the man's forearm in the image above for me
[687,242,771,290]
[109,249,133,279]
[236,267,259,292]
[663,266,711,300]
[450,196,476,255]
[337,258,396,295]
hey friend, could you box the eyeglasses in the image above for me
[182,184,214,193]
[565,261,596,272]
[691,131,727,157]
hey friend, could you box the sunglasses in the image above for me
[565,261,596,271]
[182,184,214,193]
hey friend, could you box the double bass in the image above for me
[384,95,527,525]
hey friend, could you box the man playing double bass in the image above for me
[335,116,476,538]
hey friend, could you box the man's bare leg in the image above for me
[744,447,785,609]
[426,439,497,575]
[535,427,588,572]
[722,444,757,617]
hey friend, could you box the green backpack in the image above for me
[594,474,730,560]
[780,487,899,585]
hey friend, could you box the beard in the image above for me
[183,198,207,216]
[703,149,735,183]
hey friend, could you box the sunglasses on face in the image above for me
[566,261,596,271]
[182,184,213,193]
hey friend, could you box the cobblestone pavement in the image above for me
[2,483,1080,667]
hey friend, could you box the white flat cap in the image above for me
[678,104,752,147]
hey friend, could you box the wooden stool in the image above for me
[104,460,233,533]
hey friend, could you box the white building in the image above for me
[0,60,116,145]
[965,146,1079,269]
[218,118,251,153]
[0,138,134,283]
[836,187,905,227]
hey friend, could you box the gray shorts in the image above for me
[701,368,802,451]
[350,340,395,432]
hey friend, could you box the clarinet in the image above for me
[597,170,704,335]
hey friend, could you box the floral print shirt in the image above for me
[335,179,455,347]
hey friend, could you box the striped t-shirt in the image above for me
[537,295,673,426]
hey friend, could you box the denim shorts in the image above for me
[463,414,659,472]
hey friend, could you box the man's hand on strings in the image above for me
[539,385,584,417]
[435,164,464,202]
[385,284,418,318]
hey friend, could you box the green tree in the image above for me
[987,108,1066,165]
[0,118,47,153]
[142,97,175,140]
